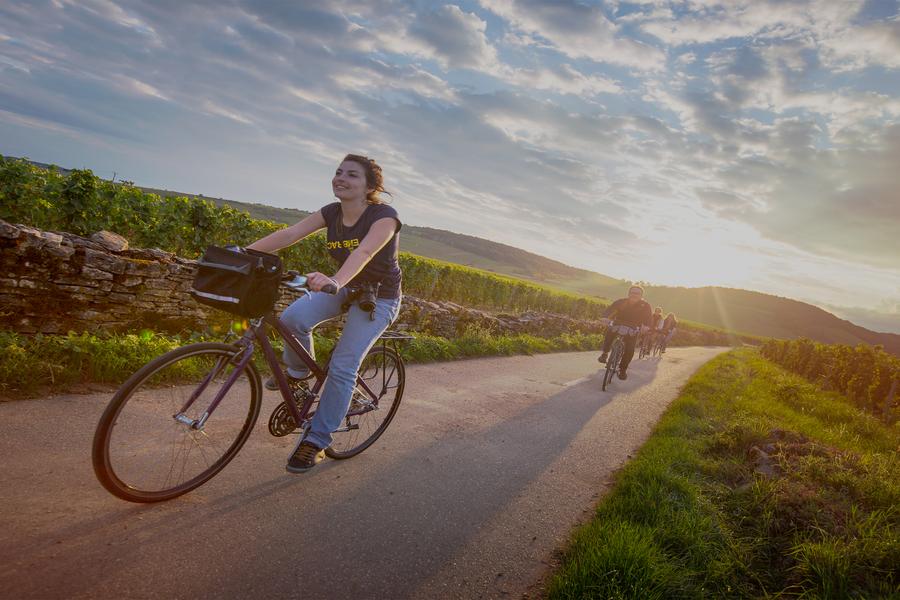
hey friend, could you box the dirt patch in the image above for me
[741,429,865,536]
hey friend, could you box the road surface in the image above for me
[0,346,727,599]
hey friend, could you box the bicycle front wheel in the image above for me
[92,343,262,503]
[326,345,405,460]
[602,342,622,391]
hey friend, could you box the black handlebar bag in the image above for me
[191,246,283,318]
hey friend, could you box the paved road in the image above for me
[0,347,726,599]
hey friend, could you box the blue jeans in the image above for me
[280,289,401,449]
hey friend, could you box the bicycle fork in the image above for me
[173,343,255,431]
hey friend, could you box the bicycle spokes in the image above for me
[326,346,405,459]
[94,345,261,502]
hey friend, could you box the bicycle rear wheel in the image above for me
[92,343,262,503]
[326,345,405,459]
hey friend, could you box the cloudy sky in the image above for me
[1,0,899,331]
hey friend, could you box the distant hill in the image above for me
[19,159,900,354]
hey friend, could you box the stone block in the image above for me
[55,275,98,287]
[83,249,127,275]
[143,278,177,290]
[117,276,145,287]
[90,231,129,252]
[140,288,176,298]
[126,261,165,276]
[38,320,62,334]
[0,221,21,239]
[45,242,76,259]
[56,284,98,294]
[81,266,114,281]
[73,310,105,320]
[39,231,64,245]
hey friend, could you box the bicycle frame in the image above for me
[173,312,380,432]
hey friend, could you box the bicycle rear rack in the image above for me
[379,329,414,356]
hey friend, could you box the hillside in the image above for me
[139,185,625,285]
[143,187,899,354]
[15,159,900,354]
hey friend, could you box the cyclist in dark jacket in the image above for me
[598,285,653,379]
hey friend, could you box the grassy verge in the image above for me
[548,348,899,599]
[0,328,607,399]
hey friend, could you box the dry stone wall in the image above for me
[0,220,606,338]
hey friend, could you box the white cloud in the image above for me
[406,4,499,71]
[501,63,622,96]
[201,100,253,125]
[480,0,665,70]
[115,76,169,100]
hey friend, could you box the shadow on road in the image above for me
[2,355,665,599]
[215,360,662,597]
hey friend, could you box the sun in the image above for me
[642,231,764,289]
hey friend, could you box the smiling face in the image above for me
[332,160,371,203]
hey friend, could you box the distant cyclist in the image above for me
[641,306,664,354]
[598,285,653,380]
[660,312,678,353]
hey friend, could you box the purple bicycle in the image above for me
[92,271,410,503]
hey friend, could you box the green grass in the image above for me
[547,349,899,599]
[0,327,607,399]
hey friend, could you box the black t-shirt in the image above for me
[603,298,653,328]
[662,315,678,331]
[320,202,402,298]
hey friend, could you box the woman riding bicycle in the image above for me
[247,154,402,473]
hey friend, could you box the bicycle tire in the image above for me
[92,342,262,503]
[325,345,405,460]
[603,341,624,391]
[638,336,649,360]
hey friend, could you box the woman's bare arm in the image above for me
[246,211,327,253]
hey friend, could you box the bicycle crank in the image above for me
[268,402,299,437]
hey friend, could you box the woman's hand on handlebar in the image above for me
[305,272,340,294]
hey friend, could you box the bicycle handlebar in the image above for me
[282,271,338,295]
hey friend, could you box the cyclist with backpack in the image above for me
[247,154,402,473]
[598,285,653,380]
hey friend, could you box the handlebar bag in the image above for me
[191,246,283,317]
